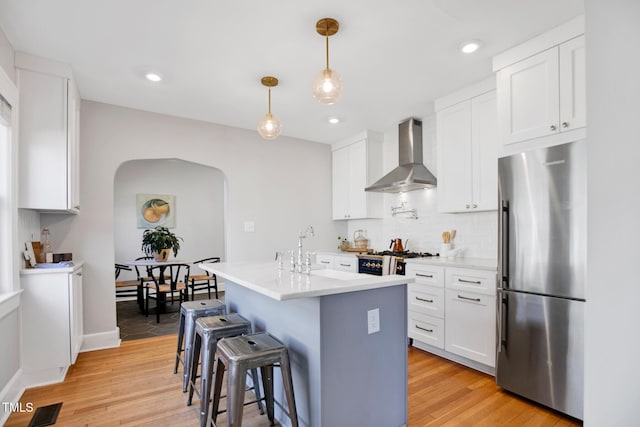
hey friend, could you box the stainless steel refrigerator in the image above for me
[497,141,585,420]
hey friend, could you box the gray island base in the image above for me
[200,262,411,427]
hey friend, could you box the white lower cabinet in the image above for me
[20,264,84,385]
[444,289,496,367]
[316,253,335,269]
[333,254,357,272]
[407,262,496,373]
[315,253,357,272]
[406,264,445,350]
[408,312,444,349]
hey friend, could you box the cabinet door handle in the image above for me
[562,121,569,128]
[458,278,481,285]
[339,263,351,267]
[415,325,434,333]
[472,203,478,208]
[416,273,434,278]
[415,296,434,303]
[457,294,481,302]
[465,204,470,209]
[550,124,557,131]
[320,261,331,264]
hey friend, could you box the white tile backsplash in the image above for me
[18,209,40,250]
[347,189,497,259]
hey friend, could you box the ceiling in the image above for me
[0,0,584,144]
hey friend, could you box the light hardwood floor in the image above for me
[6,335,581,426]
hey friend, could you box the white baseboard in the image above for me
[21,366,68,389]
[80,328,121,352]
[0,368,26,425]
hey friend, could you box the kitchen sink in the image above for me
[309,269,364,281]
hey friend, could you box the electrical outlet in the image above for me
[243,221,255,232]
[367,308,380,334]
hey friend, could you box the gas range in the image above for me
[357,251,437,275]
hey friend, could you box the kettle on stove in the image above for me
[390,238,405,253]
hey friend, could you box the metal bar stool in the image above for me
[174,299,226,392]
[188,313,264,427]
[211,332,298,427]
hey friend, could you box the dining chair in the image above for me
[187,257,221,300]
[115,263,138,299]
[129,256,161,309]
[145,263,190,323]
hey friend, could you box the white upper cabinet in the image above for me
[559,35,586,131]
[494,17,585,148]
[436,79,498,213]
[331,131,383,220]
[17,53,81,212]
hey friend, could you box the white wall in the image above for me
[584,0,640,424]
[348,114,498,259]
[113,159,225,275]
[0,26,14,83]
[42,101,338,343]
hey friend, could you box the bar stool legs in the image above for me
[211,333,298,427]
[188,314,263,427]
[174,299,226,392]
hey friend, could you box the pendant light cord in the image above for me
[325,33,330,70]
[268,87,272,114]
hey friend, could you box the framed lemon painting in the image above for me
[136,194,176,228]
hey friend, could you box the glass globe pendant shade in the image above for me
[257,112,282,140]
[312,68,343,105]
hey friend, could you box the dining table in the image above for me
[123,258,193,314]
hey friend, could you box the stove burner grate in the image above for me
[371,251,437,258]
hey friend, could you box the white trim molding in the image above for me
[0,290,21,321]
[80,328,121,352]
[0,368,25,425]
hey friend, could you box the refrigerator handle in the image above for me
[500,200,509,288]
[498,292,508,352]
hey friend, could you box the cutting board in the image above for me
[24,241,37,267]
[341,248,374,253]
[31,241,42,264]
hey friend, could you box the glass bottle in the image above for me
[41,227,53,263]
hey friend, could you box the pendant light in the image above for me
[312,18,343,105]
[257,76,282,140]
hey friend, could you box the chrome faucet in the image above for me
[296,226,314,273]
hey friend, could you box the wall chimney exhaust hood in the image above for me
[365,118,437,193]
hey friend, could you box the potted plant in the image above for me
[141,226,183,261]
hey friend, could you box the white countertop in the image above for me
[20,260,84,275]
[200,261,413,301]
[404,257,497,271]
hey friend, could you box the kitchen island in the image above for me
[199,261,413,427]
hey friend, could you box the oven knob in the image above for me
[376,263,382,269]
[365,262,371,267]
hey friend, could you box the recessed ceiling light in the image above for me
[328,117,341,125]
[145,73,162,82]
[460,40,482,54]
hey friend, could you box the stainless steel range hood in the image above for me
[365,118,437,193]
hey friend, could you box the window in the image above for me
[0,69,18,295]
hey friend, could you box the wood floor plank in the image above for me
[6,336,581,426]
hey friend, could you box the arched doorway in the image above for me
[113,158,226,340]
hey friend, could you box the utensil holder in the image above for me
[440,243,452,258]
